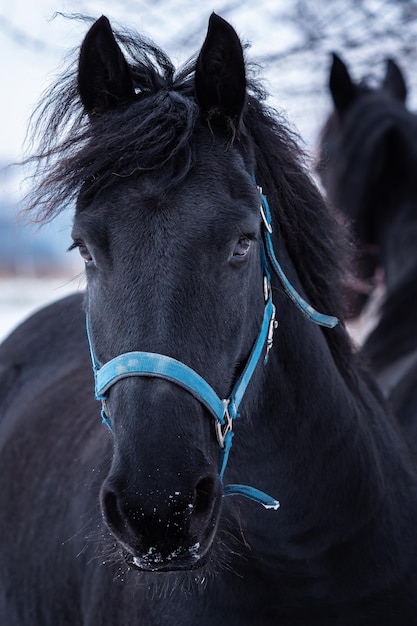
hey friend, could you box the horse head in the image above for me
[22,10,343,584]
[317,52,417,315]
[73,14,275,572]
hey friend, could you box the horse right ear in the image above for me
[78,16,136,115]
[383,59,407,103]
[195,13,246,128]
[329,53,356,113]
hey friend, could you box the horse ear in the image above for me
[329,53,356,112]
[78,16,136,114]
[195,13,246,127]
[383,59,407,103]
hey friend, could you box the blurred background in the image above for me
[2,0,417,341]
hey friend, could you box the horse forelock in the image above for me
[23,30,204,222]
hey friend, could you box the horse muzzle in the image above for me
[100,437,223,572]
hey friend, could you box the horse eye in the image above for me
[79,245,93,264]
[68,241,94,265]
[233,237,251,258]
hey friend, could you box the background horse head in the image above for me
[2,14,417,625]
[316,53,413,317]
[317,53,417,445]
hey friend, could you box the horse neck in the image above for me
[373,195,417,333]
[239,281,417,588]
[377,201,417,297]
[363,205,417,376]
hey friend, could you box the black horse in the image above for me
[317,53,417,445]
[1,15,417,625]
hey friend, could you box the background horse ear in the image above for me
[383,59,407,103]
[78,16,136,115]
[329,53,357,113]
[195,13,246,128]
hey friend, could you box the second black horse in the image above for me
[317,53,417,447]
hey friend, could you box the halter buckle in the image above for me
[263,275,271,302]
[215,399,233,448]
[101,398,110,418]
[266,304,278,358]
[258,186,273,234]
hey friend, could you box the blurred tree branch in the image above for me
[256,0,417,95]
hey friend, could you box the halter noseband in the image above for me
[86,184,338,510]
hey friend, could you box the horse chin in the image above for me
[125,545,211,573]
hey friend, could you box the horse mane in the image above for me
[23,19,355,383]
[244,97,354,380]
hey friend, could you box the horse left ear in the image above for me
[78,16,136,114]
[383,59,407,103]
[329,53,356,113]
[195,13,246,127]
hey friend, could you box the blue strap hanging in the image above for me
[259,187,339,329]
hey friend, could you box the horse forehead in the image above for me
[106,167,256,233]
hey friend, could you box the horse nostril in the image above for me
[102,488,126,535]
[193,477,216,516]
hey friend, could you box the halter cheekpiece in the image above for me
[86,183,338,510]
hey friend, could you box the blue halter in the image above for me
[86,184,338,510]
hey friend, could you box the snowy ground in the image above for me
[0,276,84,343]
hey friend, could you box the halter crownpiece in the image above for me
[257,186,339,329]
[86,183,338,510]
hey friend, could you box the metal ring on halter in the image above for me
[215,400,234,448]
